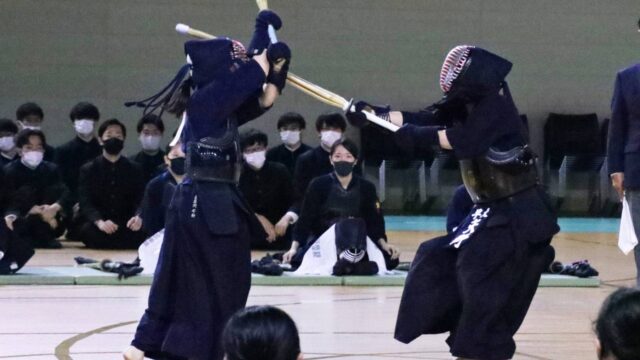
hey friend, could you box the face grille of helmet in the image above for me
[440,45,473,93]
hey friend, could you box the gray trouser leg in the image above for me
[625,191,640,287]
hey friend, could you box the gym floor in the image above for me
[0,224,635,360]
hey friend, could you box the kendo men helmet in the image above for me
[439,45,513,100]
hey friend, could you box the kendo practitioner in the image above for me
[15,102,55,162]
[282,139,400,271]
[347,45,557,360]
[124,10,291,360]
[139,142,186,236]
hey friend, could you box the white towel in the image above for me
[293,225,390,276]
[138,229,164,274]
[618,198,639,255]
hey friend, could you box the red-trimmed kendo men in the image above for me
[123,10,291,360]
[347,46,558,360]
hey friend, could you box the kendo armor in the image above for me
[185,120,241,183]
[460,146,538,203]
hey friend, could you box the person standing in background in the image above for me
[608,56,640,287]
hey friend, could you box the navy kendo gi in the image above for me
[129,11,290,360]
[350,46,558,360]
[395,46,558,360]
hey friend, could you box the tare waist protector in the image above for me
[459,146,538,204]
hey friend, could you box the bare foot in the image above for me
[123,345,144,360]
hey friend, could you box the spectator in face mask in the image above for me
[287,113,361,225]
[3,129,70,249]
[130,114,165,185]
[138,141,186,236]
[15,102,55,161]
[53,102,102,240]
[266,112,312,175]
[283,139,399,271]
[0,119,19,167]
[239,129,294,250]
[77,119,146,249]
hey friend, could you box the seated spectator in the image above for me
[54,102,102,240]
[283,139,399,271]
[0,166,34,274]
[222,305,302,360]
[139,141,185,236]
[239,129,294,250]
[595,287,640,360]
[266,112,312,175]
[130,114,165,184]
[16,102,55,161]
[0,118,19,167]
[77,119,146,249]
[3,129,70,249]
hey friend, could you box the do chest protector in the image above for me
[185,121,241,183]
[460,146,538,204]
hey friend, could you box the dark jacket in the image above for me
[293,173,386,245]
[3,160,70,217]
[608,63,640,190]
[54,136,102,203]
[140,171,177,235]
[130,150,166,185]
[78,156,145,224]
[266,143,312,175]
[239,161,293,224]
[292,146,362,213]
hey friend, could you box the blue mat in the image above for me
[384,216,618,233]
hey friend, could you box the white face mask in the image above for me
[140,135,162,151]
[280,130,301,147]
[320,130,342,148]
[74,119,95,135]
[22,150,43,168]
[243,150,266,169]
[20,122,41,131]
[0,136,15,152]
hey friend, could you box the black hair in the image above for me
[165,78,193,116]
[98,118,127,138]
[595,287,640,360]
[277,112,306,130]
[330,138,359,160]
[315,112,347,132]
[16,129,46,148]
[222,305,300,360]
[16,102,44,121]
[0,118,19,134]
[240,129,268,151]
[136,113,165,134]
[69,102,100,121]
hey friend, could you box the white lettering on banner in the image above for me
[449,208,491,249]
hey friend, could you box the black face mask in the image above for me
[169,157,186,175]
[103,138,124,155]
[333,161,355,177]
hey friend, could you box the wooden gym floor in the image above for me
[0,226,635,360]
